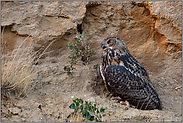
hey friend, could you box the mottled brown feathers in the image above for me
[100,37,162,110]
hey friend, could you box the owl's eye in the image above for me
[108,40,113,45]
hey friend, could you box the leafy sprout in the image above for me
[64,32,96,76]
[69,97,107,122]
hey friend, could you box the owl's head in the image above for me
[101,37,129,55]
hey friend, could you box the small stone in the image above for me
[34,102,42,108]
[9,107,21,115]
[124,115,131,119]
[72,72,80,77]
[19,110,31,118]
[175,86,182,91]
[90,97,95,102]
[21,118,26,122]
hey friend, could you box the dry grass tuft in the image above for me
[1,34,55,98]
[1,36,39,97]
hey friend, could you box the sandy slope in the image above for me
[1,50,182,122]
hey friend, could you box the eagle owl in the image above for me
[100,37,162,110]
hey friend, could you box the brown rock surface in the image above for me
[1,1,182,122]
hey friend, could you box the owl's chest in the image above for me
[102,50,124,69]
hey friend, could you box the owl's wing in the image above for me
[104,65,162,110]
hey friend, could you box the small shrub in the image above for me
[64,32,96,76]
[3,112,13,121]
[69,97,107,122]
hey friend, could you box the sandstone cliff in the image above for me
[1,1,182,70]
[1,1,182,122]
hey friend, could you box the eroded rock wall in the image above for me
[1,1,87,55]
[83,1,182,74]
[1,1,182,73]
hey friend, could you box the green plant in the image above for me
[4,112,13,121]
[69,97,107,122]
[64,32,96,76]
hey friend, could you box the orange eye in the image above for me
[108,41,112,45]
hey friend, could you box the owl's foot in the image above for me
[108,94,112,99]
[110,96,123,103]
[111,96,121,100]
[110,96,130,110]
[120,100,130,110]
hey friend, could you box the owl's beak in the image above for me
[102,45,106,49]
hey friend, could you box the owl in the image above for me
[100,37,162,110]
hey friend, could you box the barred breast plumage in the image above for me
[100,37,162,110]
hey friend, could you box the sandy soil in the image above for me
[1,50,182,122]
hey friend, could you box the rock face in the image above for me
[1,1,87,55]
[83,1,182,74]
[1,1,182,122]
[1,1,87,37]
[1,1,182,70]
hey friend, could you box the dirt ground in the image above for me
[1,49,182,122]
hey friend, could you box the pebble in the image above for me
[71,96,75,99]
[175,86,182,91]
[123,115,131,119]
[88,97,95,102]
[9,107,21,115]
[21,118,26,122]
[72,72,80,77]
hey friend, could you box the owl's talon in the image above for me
[120,100,130,110]
[125,106,129,110]
[110,96,121,103]
[108,94,112,99]
[114,100,120,103]
[111,96,121,100]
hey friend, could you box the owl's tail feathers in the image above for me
[150,91,162,110]
[157,97,163,110]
